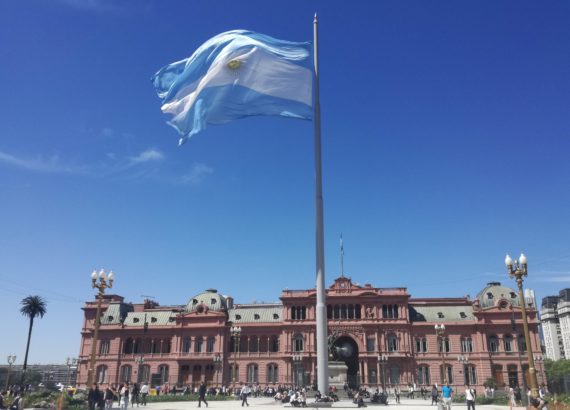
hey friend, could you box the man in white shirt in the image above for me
[465,384,476,410]
[140,383,149,406]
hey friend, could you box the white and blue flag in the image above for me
[152,30,313,145]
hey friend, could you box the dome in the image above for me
[476,282,520,308]
[186,289,228,313]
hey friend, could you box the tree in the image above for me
[20,295,48,376]
[544,359,570,393]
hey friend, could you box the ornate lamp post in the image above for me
[505,253,539,398]
[213,353,222,388]
[87,269,115,387]
[5,354,16,391]
[230,326,241,392]
[135,355,145,383]
[66,357,78,386]
[292,354,303,387]
[377,354,388,390]
[533,354,544,386]
[435,324,448,384]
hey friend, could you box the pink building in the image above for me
[77,276,544,391]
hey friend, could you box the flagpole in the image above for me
[313,12,329,396]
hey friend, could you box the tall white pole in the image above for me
[313,12,329,396]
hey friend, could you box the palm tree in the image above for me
[20,295,47,374]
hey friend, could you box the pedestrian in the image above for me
[8,394,21,410]
[140,383,149,406]
[104,385,114,410]
[120,383,130,410]
[240,384,250,407]
[465,384,476,410]
[441,383,453,410]
[88,384,102,410]
[198,382,208,408]
[131,384,140,407]
[431,385,438,405]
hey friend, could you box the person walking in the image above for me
[441,383,453,410]
[140,383,149,406]
[465,384,476,410]
[431,385,438,405]
[240,384,251,407]
[88,384,102,410]
[104,386,114,410]
[198,382,208,408]
[120,383,130,410]
[395,386,401,404]
[131,383,140,407]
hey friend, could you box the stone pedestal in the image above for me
[328,360,348,391]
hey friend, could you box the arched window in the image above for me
[124,338,134,354]
[182,337,191,353]
[229,365,239,384]
[158,365,169,384]
[195,337,203,353]
[267,363,278,384]
[96,365,108,384]
[464,365,477,385]
[387,334,398,352]
[138,365,150,383]
[461,338,473,353]
[270,336,279,353]
[207,337,215,353]
[389,366,400,384]
[120,365,132,383]
[293,334,304,352]
[247,364,259,383]
[438,338,451,353]
[415,338,428,353]
[99,340,110,355]
[440,365,453,384]
[418,365,430,385]
[489,336,499,353]
[504,335,513,352]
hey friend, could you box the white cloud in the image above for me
[0,151,81,173]
[180,163,214,185]
[130,149,165,164]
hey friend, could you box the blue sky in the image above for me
[0,0,569,364]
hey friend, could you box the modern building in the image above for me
[541,289,570,360]
[0,364,78,387]
[77,276,543,391]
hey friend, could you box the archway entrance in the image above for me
[332,336,359,388]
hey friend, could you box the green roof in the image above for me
[123,311,177,327]
[229,304,282,323]
[409,305,474,322]
[101,302,133,325]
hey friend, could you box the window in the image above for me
[368,369,377,384]
[441,365,453,384]
[461,338,473,353]
[382,304,399,319]
[387,334,398,352]
[158,365,169,384]
[254,314,260,320]
[418,365,430,385]
[267,364,278,384]
[247,364,259,383]
[460,312,467,319]
[270,336,279,352]
[229,365,239,383]
[367,338,375,352]
[293,334,304,352]
[292,306,307,320]
[504,335,513,352]
[415,338,428,353]
[99,340,110,355]
[120,365,132,383]
[195,337,203,353]
[207,337,215,353]
[150,340,157,354]
[163,339,171,354]
[438,338,450,353]
[389,366,400,384]
[182,337,191,353]
[96,365,107,384]
[273,313,279,320]
[249,337,259,352]
[124,338,134,354]
[437,312,444,319]
[138,365,150,383]
[489,336,499,353]
[464,365,477,385]
[518,335,527,352]
[487,292,494,300]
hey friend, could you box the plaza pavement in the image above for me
[126,397,510,410]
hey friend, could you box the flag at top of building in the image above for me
[152,30,313,145]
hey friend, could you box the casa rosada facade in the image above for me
[77,276,544,391]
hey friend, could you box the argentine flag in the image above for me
[152,30,313,145]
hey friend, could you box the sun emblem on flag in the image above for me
[227,59,242,70]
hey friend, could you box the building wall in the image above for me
[77,278,544,391]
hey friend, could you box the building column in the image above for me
[363,360,368,386]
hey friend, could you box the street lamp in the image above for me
[533,354,544,386]
[135,355,145,383]
[213,353,223,388]
[87,269,115,387]
[435,324,448,384]
[505,253,539,398]
[377,354,388,390]
[292,354,303,387]
[230,326,241,392]
[66,357,78,386]
[5,355,16,391]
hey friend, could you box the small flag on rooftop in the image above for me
[152,30,313,145]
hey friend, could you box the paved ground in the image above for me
[133,397,509,410]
